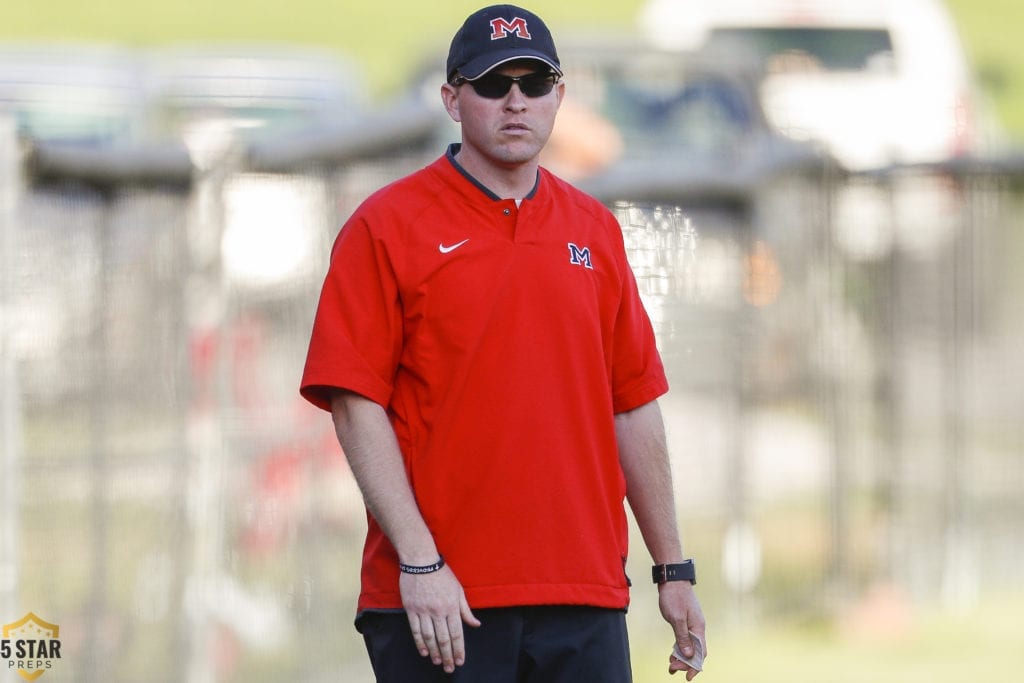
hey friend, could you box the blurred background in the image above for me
[1,0,1022,681]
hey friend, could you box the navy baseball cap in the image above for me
[446,5,562,83]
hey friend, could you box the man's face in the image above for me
[442,59,565,170]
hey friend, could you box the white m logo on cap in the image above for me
[490,17,532,40]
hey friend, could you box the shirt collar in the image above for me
[445,143,541,201]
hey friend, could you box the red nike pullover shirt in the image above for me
[301,146,668,614]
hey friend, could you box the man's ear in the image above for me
[441,83,462,123]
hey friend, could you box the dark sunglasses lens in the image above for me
[470,73,555,98]
[519,74,556,97]
[470,75,513,98]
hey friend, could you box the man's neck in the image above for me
[453,146,539,200]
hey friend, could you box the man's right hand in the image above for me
[400,566,481,673]
[331,390,481,671]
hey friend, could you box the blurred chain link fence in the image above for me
[2,108,1024,681]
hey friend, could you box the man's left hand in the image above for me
[658,581,706,679]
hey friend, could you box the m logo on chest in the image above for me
[568,243,593,270]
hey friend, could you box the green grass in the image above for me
[630,590,1024,682]
[946,0,1024,142]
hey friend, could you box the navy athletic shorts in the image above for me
[357,605,633,682]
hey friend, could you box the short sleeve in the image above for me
[300,214,403,412]
[609,223,669,413]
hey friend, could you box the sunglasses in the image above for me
[452,71,560,99]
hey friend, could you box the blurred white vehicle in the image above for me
[145,44,367,157]
[639,0,984,171]
[0,43,147,143]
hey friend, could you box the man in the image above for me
[300,5,706,681]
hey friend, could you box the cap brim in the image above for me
[459,50,562,80]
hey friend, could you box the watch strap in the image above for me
[652,559,696,585]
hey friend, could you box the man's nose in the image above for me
[504,83,528,110]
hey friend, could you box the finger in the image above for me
[407,614,429,658]
[668,658,697,681]
[667,665,698,679]
[433,617,456,673]
[447,614,467,668]
[668,646,700,679]
[675,625,693,658]
[419,617,442,665]
[674,624,702,660]
[460,593,481,628]
[668,653,686,675]
[438,618,468,671]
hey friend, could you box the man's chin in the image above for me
[492,141,545,167]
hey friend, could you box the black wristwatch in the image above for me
[652,559,696,585]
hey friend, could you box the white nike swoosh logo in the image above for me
[439,239,470,254]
